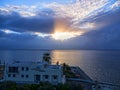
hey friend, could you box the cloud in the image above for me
[110,0,120,10]
[0,0,120,49]
[0,29,38,40]
[73,10,120,49]
[46,0,108,19]
[0,5,39,17]
[45,0,120,30]
[0,6,55,34]
[7,16,55,33]
[0,0,119,34]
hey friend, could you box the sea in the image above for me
[0,50,120,84]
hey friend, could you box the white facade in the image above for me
[3,61,65,84]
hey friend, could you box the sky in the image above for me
[0,0,120,50]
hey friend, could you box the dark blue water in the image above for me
[0,50,120,84]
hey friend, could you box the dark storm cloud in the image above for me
[0,10,55,33]
[0,29,44,49]
[70,10,120,49]
[95,12,120,24]
[0,8,56,49]
[0,31,58,50]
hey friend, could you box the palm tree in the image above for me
[43,53,51,64]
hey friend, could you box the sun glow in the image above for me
[51,31,83,41]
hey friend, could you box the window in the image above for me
[53,75,58,80]
[13,74,16,77]
[22,67,24,71]
[26,67,29,71]
[21,75,24,78]
[44,75,49,79]
[35,75,41,82]
[26,75,29,78]
[8,67,18,73]
[8,74,11,77]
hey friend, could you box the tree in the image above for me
[43,53,51,64]
[62,63,76,78]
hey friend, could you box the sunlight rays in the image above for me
[51,31,83,41]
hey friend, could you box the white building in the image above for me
[3,61,65,84]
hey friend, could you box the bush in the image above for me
[0,81,17,90]
[62,63,76,78]
[0,81,84,90]
[38,82,54,90]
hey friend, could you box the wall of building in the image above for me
[4,63,65,84]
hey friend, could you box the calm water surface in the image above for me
[0,50,120,84]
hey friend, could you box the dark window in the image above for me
[26,75,29,78]
[53,75,58,80]
[22,67,24,71]
[8,67,18,73]
[35,75,41,82]
[13,74,16,77]
[26,67,29,71]
[21,75,24,78]
[8,74,11,77]
[44,75,49,79]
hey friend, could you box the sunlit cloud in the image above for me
[51,18,85,40]
[110,0,120,10]
[0,5,40,17]
[2,29,20,34]
[31,31,83,41]
[0,8,12,15]
[33,32,50,38]
[0,0,119,18]
[51,31,83,41]
[75,22,96,30]
[46,0,120,28]
[46,0,108,20]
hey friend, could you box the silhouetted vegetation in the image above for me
[0,81,84,90]
[62,63,76,78]
[0,81,17,90]
[43,53,51,64]
[56,83,83,90]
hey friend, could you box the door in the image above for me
[34,75,41,83]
